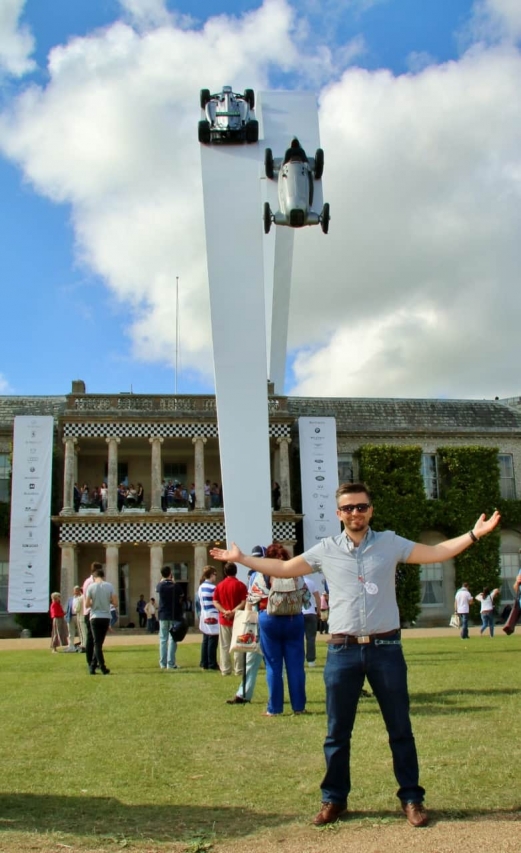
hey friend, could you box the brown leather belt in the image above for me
[329,630,400,645]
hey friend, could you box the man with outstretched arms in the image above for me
[210,482,500,829]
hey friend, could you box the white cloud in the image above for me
[0,0,35,77]
[0,372,12,393]
[467,0,521,44]
[1,0,521,399]
[288,46,521,398]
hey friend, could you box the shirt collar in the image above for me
[342,527,374,552]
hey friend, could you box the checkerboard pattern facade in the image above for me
[59,519,297,544]
[63,422,291,438]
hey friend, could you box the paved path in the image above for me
[0,626,482,651]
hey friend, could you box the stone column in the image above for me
[106,437,121,513]
[59,542,78,600]
[148,541,165,599]
[60,437,77,515]
[192,437,207,509]
[149,437,164,512]
[193,541,208,601]
[74,443,80,487]
[277,436,292,510]
[104,542,120,594]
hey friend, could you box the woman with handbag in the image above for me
[197,566,220,670]
[257,543,310,717]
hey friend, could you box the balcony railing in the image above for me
[66,393,288,414]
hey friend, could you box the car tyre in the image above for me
[265,148,274,179]
[198,120,211,144]
[314,148,324,180]
[246,120,259,143]
[244,88,255,109]
[200,88,211,109]
[321,202,330,234]
[264,202,272,234]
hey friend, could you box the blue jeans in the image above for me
[321,636,425,806]
[459,612,470,639]
[200,633,218,669]
[480,612,494,636]
[304,613,318,662]
[236,650,263,701]
[259,611,306,714]
[159,620,178,668]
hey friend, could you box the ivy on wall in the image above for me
[356,444,508,624]
[358,445,425,625]
[436,447,502,622]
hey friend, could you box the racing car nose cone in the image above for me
[289,209,305,227]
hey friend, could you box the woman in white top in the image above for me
[476,587,499,637]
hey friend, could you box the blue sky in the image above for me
[1,0,521,399]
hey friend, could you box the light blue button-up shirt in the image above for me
[302,528,415,635]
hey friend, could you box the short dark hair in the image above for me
[91,561,103,572]
[224,562,237,576]
[335,482,372,504]
[161,566,172,579]
[93,568,105,579]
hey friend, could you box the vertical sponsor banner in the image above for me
[8,416,54,613]
[299,417,340,552]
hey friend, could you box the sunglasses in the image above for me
[338,503,371,514]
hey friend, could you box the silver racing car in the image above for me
[263,138,330,234]
[198,85,259,144]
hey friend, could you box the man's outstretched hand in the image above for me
[209,542,242,563]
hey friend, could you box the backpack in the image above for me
[267,577,305,616]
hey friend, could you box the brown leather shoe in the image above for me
[401,801,428,827]
[312,802,348,826]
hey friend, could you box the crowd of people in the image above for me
[73,481,144,512]
[49,563,118,673]
[73,479,224,511]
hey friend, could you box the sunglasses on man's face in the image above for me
[337,503,371,514]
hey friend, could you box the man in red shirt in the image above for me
[213,562,247,676]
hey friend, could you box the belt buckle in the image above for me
[357,635,370,644]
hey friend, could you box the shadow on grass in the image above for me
[0,793,296,842]
[338,806,521,825]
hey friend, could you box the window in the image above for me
[421,453,439,499]
[0,453,10,502]
[0,562,8,613]
[173,562,188,582]
[103,462,128,485]
[500,553,519,602]
[420,562,444,606]
[118,564,129,617]
[338,453,356,484]
[163,463,187,480]
[498,454,516,499]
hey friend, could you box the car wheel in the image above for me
[265,148,274,179]
[321,202,330,234]
[200,88,211,109]
[314,148,324,180]
[264,202,272,234]
[244,88,255,109]
[198,120,211,144]
[245,120,259,143]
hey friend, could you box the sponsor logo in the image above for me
[314,428,321,433]
[315,476,325,481]
[314,459,324,463]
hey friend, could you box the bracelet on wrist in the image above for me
[469,530,478,544]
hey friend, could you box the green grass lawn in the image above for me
[0,634,520,851]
